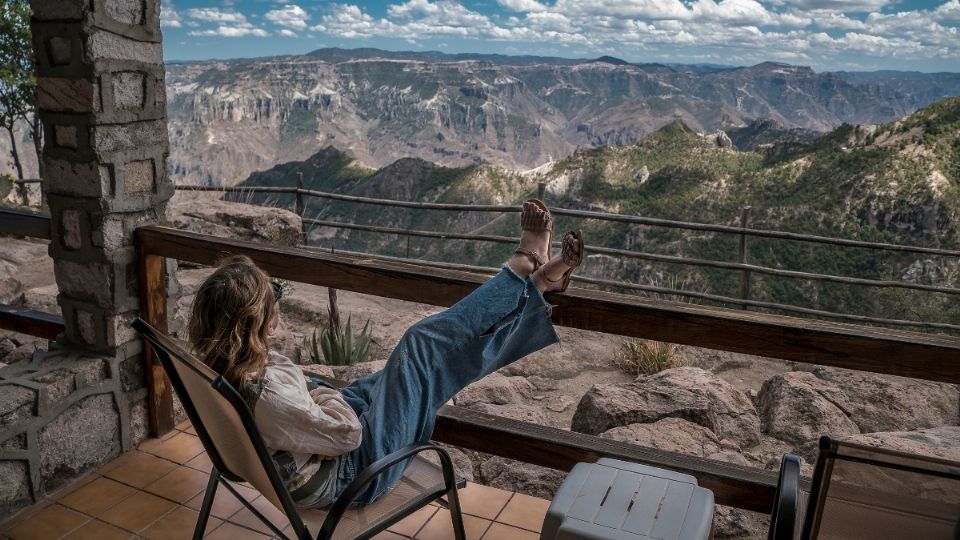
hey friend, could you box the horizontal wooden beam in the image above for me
[0,208,50,240]
[138,225,960,384]
[432,405,789,513]
[0,305,63,340]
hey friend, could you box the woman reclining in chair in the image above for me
[188,199,583,508]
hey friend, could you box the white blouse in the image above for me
[253,351,362,469]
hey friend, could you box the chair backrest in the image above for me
[132,318,297,515]
[801,436,960,539]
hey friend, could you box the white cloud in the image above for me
[184,8,246,24]
[934,0,960,24]
[265,4,309,30]
[278,29,298,37]
[497,0,549,12]
[160,0,181,28]
[189,26,269,37]
[775,0,891,12]
[185,7,270,37]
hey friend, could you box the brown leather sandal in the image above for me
[515,199,553,270]
[540,230,583,293]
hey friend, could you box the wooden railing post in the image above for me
[137,243,174,436]
[537,181,546,201]
[738,206,752,310]
[296,171,305,244]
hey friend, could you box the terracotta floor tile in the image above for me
[145,432,206,464]
[58,476,136,516]
[205,521,272,539]
[226,493,291,535]
[145,466,210,503]
[185,451,214,473]
[495,493,549,533]
[3,503,89,539]
[456,482,513,520]
[48,472,98,502]
[185,483,260,520]
[60,519,131,540]
[98,491,176,532]
[137,437,164,452]
[415,508,490,540]
[140,506,223,540]
[387,505,438,537]
[102,451,179,489]
[186,426,198,435]
[482,522,540,540]
[372,530,409,539]
[98,449,148,475]
[176,419,193,431]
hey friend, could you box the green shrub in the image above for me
[304,315,372,366]
[614,339,682,378]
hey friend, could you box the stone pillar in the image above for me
[31,0,172,354]
[0,0,177,518]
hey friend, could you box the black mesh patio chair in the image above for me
[768,435,960,540]
[131,317,467,540]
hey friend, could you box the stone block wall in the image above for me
[0,0,179,520]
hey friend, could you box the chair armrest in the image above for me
[768,454,801,540]
[318,442,460,539]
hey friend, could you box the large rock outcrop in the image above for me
[170,199,302,247]
[572,367,761,446]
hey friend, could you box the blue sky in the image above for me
[160,0,960,72]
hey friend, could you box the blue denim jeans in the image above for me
[334,266,559,506]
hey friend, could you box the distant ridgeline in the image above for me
[234,97,960,330]
[165,47,960,189]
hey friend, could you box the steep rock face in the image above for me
[165,49,922,187]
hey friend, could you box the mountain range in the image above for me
[165,47,960,188]
[235,96,960,329]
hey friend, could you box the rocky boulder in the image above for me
[842,426,960,462]
[170,199,302,247]
[600,418,722,457]
[572,367,761,446]
[759,371,859,447]
[807,366,958,433]
[453,373,534,408]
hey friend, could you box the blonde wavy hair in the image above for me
[189,255,277,390]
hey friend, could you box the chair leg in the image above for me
[445,487,467,540]
[194,470,221,540]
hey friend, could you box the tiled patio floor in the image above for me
[0,421,549,539]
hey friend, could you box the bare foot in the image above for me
[532,231,582,293]
[507,200,552,278]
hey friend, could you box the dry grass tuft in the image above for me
[614,339,683,379]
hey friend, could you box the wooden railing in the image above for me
[0,208,62,339]
[136,224,960,513]
[177,183,960,332]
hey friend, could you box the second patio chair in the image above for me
[768,435,960,540]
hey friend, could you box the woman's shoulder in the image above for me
[262,351,307,388]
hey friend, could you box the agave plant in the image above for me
[304,315,373,366]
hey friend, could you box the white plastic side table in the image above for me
[541,458,715,540]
